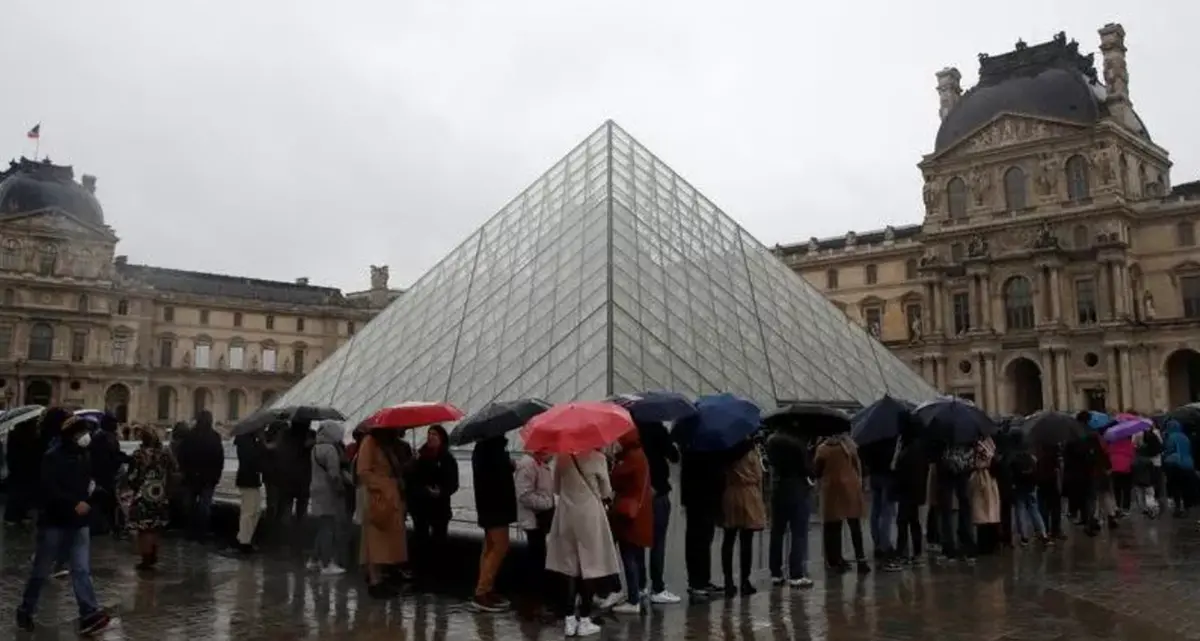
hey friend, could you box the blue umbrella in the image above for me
[678,394,762,452]
[609,391,697,424]
[850,396,916,446]
[914,396,997,445]
[1086,411,1113,431]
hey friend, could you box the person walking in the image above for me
[122,428,177,570]
[15,416,111,635]
[233,430,267,554]
[176,410,225,541]
[814,433,869,573]
[766,430,815,587]
[719,439,767,596]
[356,429,409,599]
[470,435,517,613]
[608,429,653,614]
[889,420,928,570]
[636,420,682,604]
[407,425,459,580]
[515,449,557,619]
[309,420,351,575]
[546,449,622,637]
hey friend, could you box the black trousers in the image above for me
[998,487,1013,546]
[720,528,754,587]
[410,515,449,572]
[1112,472,1133,511]
[822,519,865,566]
[894,502,922,558]
[925,505,940,545]
[1037,483,1063,536]
[684,508,716,589]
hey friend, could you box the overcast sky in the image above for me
[3,1,1197,292]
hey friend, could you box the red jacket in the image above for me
[1107,438,1135,474]
[609,431,653,548]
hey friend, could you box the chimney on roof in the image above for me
[935,67,963,121]
[114,255,128,266]
[81,174,97,194]
[295,277,310,286]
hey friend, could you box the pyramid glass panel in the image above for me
[274,122,936,429]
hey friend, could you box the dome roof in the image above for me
[0,157,104,226]
[934,33,1149,153]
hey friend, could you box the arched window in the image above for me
[904,259,918,280]
[1003,277,1036,330]
[1073,224,1090,249]
[946,177,968,218]
[1065,155,1090,201]
[1,239,20,270]
[864,264,878,285]
[77,294,89,313]
[28,322,54,360]
[1003,166,1027,211]
[227,389,244,421]
[1177,221,1196,247]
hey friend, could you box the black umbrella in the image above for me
[763,403,851,438]
[231,405,344,437]
[914,397,997,445]
[1167,403,1200,427]
[609,391,697,424]
[1022,411,1085,447]
[230,407,287,437]
[449,398,552,446]
[850,396,916,446]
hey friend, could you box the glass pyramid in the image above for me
[274,122,936,426]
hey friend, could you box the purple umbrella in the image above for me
[1104,417,1152,442]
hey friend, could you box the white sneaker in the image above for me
[611,602,642,615]
[575,617,601,637]
[306,559,320,571]
[789,577,814,588]
[564,615,579,637]
[320,564,346,576]
[649,590,682,604]
[594,592,623,610]
[52,568,70,579]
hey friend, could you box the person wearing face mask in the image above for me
[15,416,111,635]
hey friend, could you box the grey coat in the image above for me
[309,421,349,518]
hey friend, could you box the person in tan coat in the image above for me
[813,433,869,573]
[356,430,410,599]
[718,440,767,596]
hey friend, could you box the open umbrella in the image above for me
[914,396,996,445]
[1022,411,1086,447]
[520,402,635,455]
[850,396,915,446]
[609,391,696,424]
[285,405,346,424]
[765,403,851,438]
[1105,417,1152,442]
[450,398,552,446]
[1085,411,1114,430]
[0,405,44,438]
[675,394,762,452]
[364,402,464,430]
[230,407,288,437]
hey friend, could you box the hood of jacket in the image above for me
[315,419,345,446]
[1165,419,1183,435]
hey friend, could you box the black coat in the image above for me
[680,443,743,516]
[891,439,928,506]
[88,429,127,489]
[177,426,225,489]
[638,422,679,496]
[766,432,813,501]
[38,441,94,529]
[471,439,516,528]
[5,419,41,485]
[407,449,460,522]
[234,433,265,489]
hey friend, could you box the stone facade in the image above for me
[776,25,1200,416]
[0,157,400,432]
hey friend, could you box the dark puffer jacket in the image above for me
[39,429,94,529]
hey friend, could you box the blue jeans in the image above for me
[312,515,343,566]
[185,485,215,537]
[937,473,975,558]
[1014,492,1046,539]
[639,493,671,593]
[768,488,811,578]
[19,526,100,619]
[618,540,645,604]
[869,475,896,554]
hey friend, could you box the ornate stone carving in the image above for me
[959,118,1070,154]
[369,265,389,290]
[182,351,191,367]
[969,168,993,206]
[1091,145,1116,184]
[1035,154,1059,197]
[936,67,963,120]
[807,237,819,252]
[966,234,989,259]
[918,247,942,267]
[844,231,857,248]
[1144,292,1156,319]
[922,176,943,215]
[883,226,895,243]
[1030,222,1060,250]
[1099,23,1129,100]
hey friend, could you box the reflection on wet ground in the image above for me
[3,516,1200,640]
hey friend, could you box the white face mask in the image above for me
[75,432,92,448]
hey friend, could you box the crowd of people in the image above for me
[2,400,1197,637]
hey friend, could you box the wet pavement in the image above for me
[3,516,1200,640]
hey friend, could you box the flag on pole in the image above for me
[26,124,40,140]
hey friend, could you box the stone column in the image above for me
[924,283,936,335]
[1115,264,1129,318]
[1119,347,1134,410]
[1050,268,1063,324]
[1056,348,1071,410]
[938,356,948,391]
[987,355,1000,413]
[1099,264,1112,321]
[981,274,993,331]
[1040,349,1056,410]
[1105,349,1119,410]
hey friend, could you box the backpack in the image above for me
[1138,430,1163,458]
[941,445,973,475]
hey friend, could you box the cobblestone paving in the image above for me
[4,517,1200,640]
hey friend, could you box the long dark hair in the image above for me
[421,424,451,459]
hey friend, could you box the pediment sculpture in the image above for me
[966,234,989,259]
[1030,222,1060,250]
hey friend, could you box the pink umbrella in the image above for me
[1104,417,1152,442]
[1116,412,1141,422]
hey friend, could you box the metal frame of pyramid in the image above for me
[273,122,936,426]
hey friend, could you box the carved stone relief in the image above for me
[969,168,993,206]
[1091,144,1116,185]
[1035,154,1060,198]
[958,118,1074,154]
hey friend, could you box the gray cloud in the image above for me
[3,0,1197,291]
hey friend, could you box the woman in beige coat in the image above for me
[545,450,621,637]
[718,441,766,596]
[813,433,868,573]
[968,437,1001,554]
[356,430,410,599]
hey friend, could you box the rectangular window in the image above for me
[71,330,88,363]
[195,343,211,369]
[347,321,356,336]
[262,348,276,372]
[1075,278,1098,325]
[863,306,882,338]
[953,292,971,335]
[199,309,210,325]
[296,317,305,332]
[826,270,839,290]
[233,312,243,327]
[0,324,11,358]
[159,339,174,368]
[163,306,175,322]
[229,345,245,370]
[1184,275,1200,319]
[292,348,305,375]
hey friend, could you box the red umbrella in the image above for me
[363,402,464,430]
[520,402,635,455]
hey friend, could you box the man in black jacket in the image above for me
[766,430,815,586]
[470,435,516,613]
[88,413,128,537]
[234,431,266,553]
[15,416,111,635]
[177,410,225,540]
[679,444,729,601]
[637,421,683,604]
[4,416,42,526]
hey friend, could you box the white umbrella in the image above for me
[0,405,45,439]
